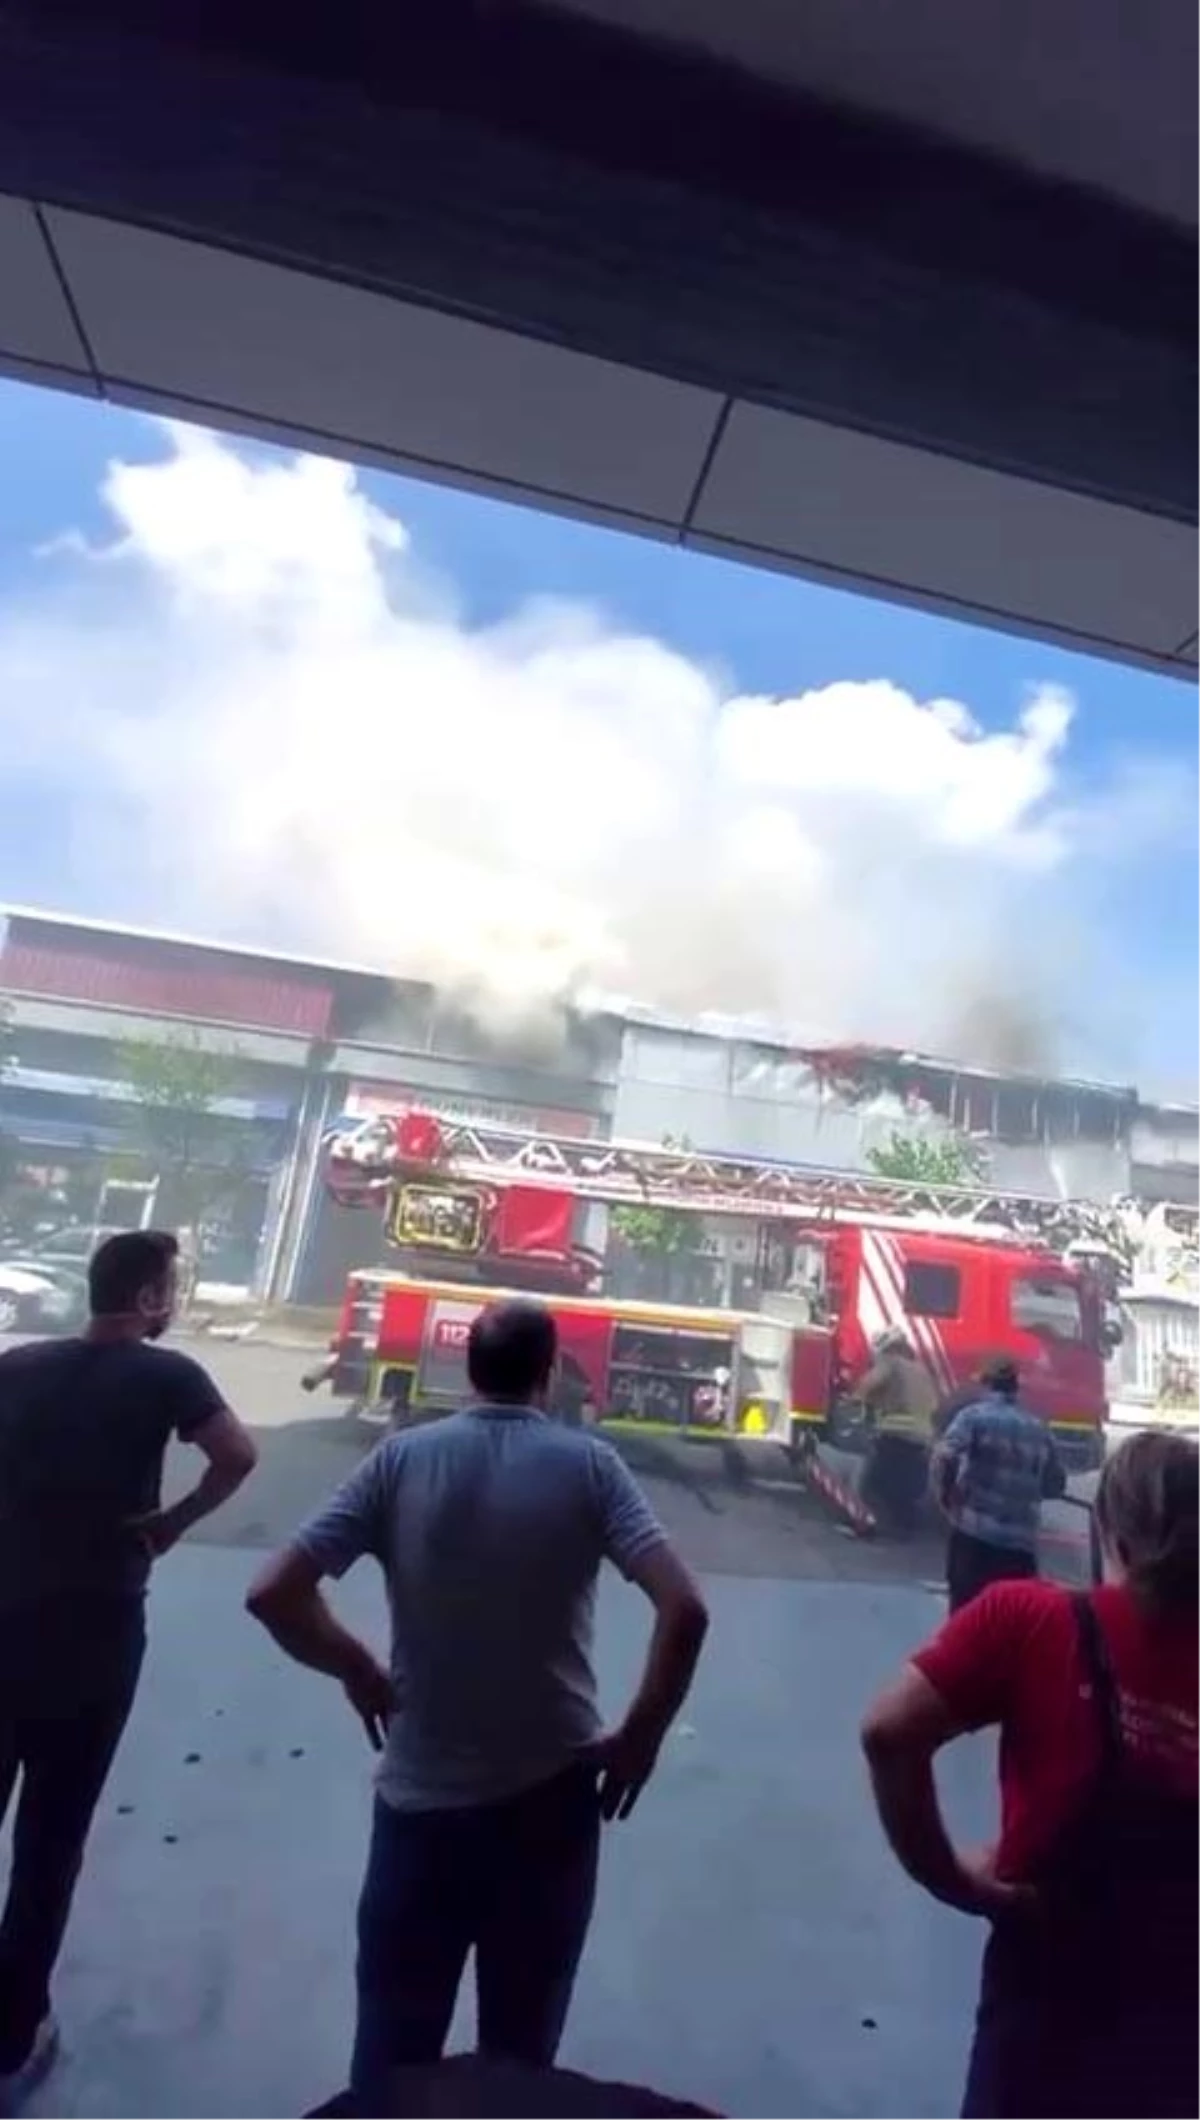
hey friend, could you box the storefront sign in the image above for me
[343,1084,598,1138]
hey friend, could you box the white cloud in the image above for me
[0,419,1187,1068]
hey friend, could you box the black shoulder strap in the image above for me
[1071,1593,1123,1770]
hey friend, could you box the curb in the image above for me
[177,1323,330,1353]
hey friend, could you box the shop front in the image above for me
[293,1080,606,1304]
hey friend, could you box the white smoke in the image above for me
[0,418,1186,1068]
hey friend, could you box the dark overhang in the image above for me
[0,1,1194,673]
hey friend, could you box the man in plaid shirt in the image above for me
[932,1357,1066,1611]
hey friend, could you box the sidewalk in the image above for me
[27,1550,985,2119]
[178,1303,336,1352]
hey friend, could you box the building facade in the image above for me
[613,1011,1198,1202]
[0,910,620,1303]
[1,910,1194,1307]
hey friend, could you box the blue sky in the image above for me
[0,378,1195,1095]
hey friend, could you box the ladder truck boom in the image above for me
[325,1106,1096,1245]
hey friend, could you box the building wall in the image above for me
[282,1001,622,1300]
[1130,1108,1199,1188]
[1,918,626,1302]
[1,924,335,1037]
[983,1139,1130,1201]
[288,1054,617,1305]
[612,1022,1194,1207]
[3,919,1194,1305]
[0,1015,305,1291]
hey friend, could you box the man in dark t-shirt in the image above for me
[0,1229,257,2106]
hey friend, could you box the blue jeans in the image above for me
[351,1763,600,2096]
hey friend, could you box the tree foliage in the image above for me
[610,1133,705,1255]
[866,1128,986,1187]
[115,1032,255,1218]
[610,1203,702,1255]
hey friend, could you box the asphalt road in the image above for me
[158,1341,934,1584]
[0,1330,1098,1588]
[149,1339,1095,1592]
[0,1333,1098,2117]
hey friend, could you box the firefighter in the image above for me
[858,1328,938,1536]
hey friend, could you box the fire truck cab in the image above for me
[791,1220,1109,1465]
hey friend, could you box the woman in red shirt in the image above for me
[862,1428,1198,2119]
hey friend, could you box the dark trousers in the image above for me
[351,1764,600,2098]
[946,1530,1036,1614]
[0,1611,143,2070]
[862,1432,928,1535]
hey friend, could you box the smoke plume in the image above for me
[0,419,1188,1076]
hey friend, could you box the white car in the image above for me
[0,1261,85,1336]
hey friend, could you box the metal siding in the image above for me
[1130,1115,1200,1169]
[987,1139,1130,1202]
[0,940,333,1038]
[613,1071,1141,1202]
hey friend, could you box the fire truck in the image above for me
[316,1110,1112,1488]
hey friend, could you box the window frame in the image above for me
[1010,1272,1085,1344]
[902,1258,962,1321]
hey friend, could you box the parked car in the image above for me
[0,1259,87,1335]
[0,1221,127,1273]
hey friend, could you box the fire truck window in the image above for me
[1011,1276,1083,1341]
[903,1260,961,1320]
[551,1355,592,1427]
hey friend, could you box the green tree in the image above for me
[114,1031,258,1224]
[866,1128,987,1187]
[610,1203,702,1255]
[610,1132,704,1256]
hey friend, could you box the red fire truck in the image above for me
[317,1110,1111,1475]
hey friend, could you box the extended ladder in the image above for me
[327,1106,1095,1241]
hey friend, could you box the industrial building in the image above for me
[1,905,1194,1306]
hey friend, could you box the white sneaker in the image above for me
[0,2015,60,2114]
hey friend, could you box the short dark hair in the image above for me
[981,1356,1020,1396]
[467,1299,558,1400]
[88,1229,179,1317]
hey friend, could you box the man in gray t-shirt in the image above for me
[248,1299,708,2099]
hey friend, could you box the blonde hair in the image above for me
[1096,1430,1198,1613]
